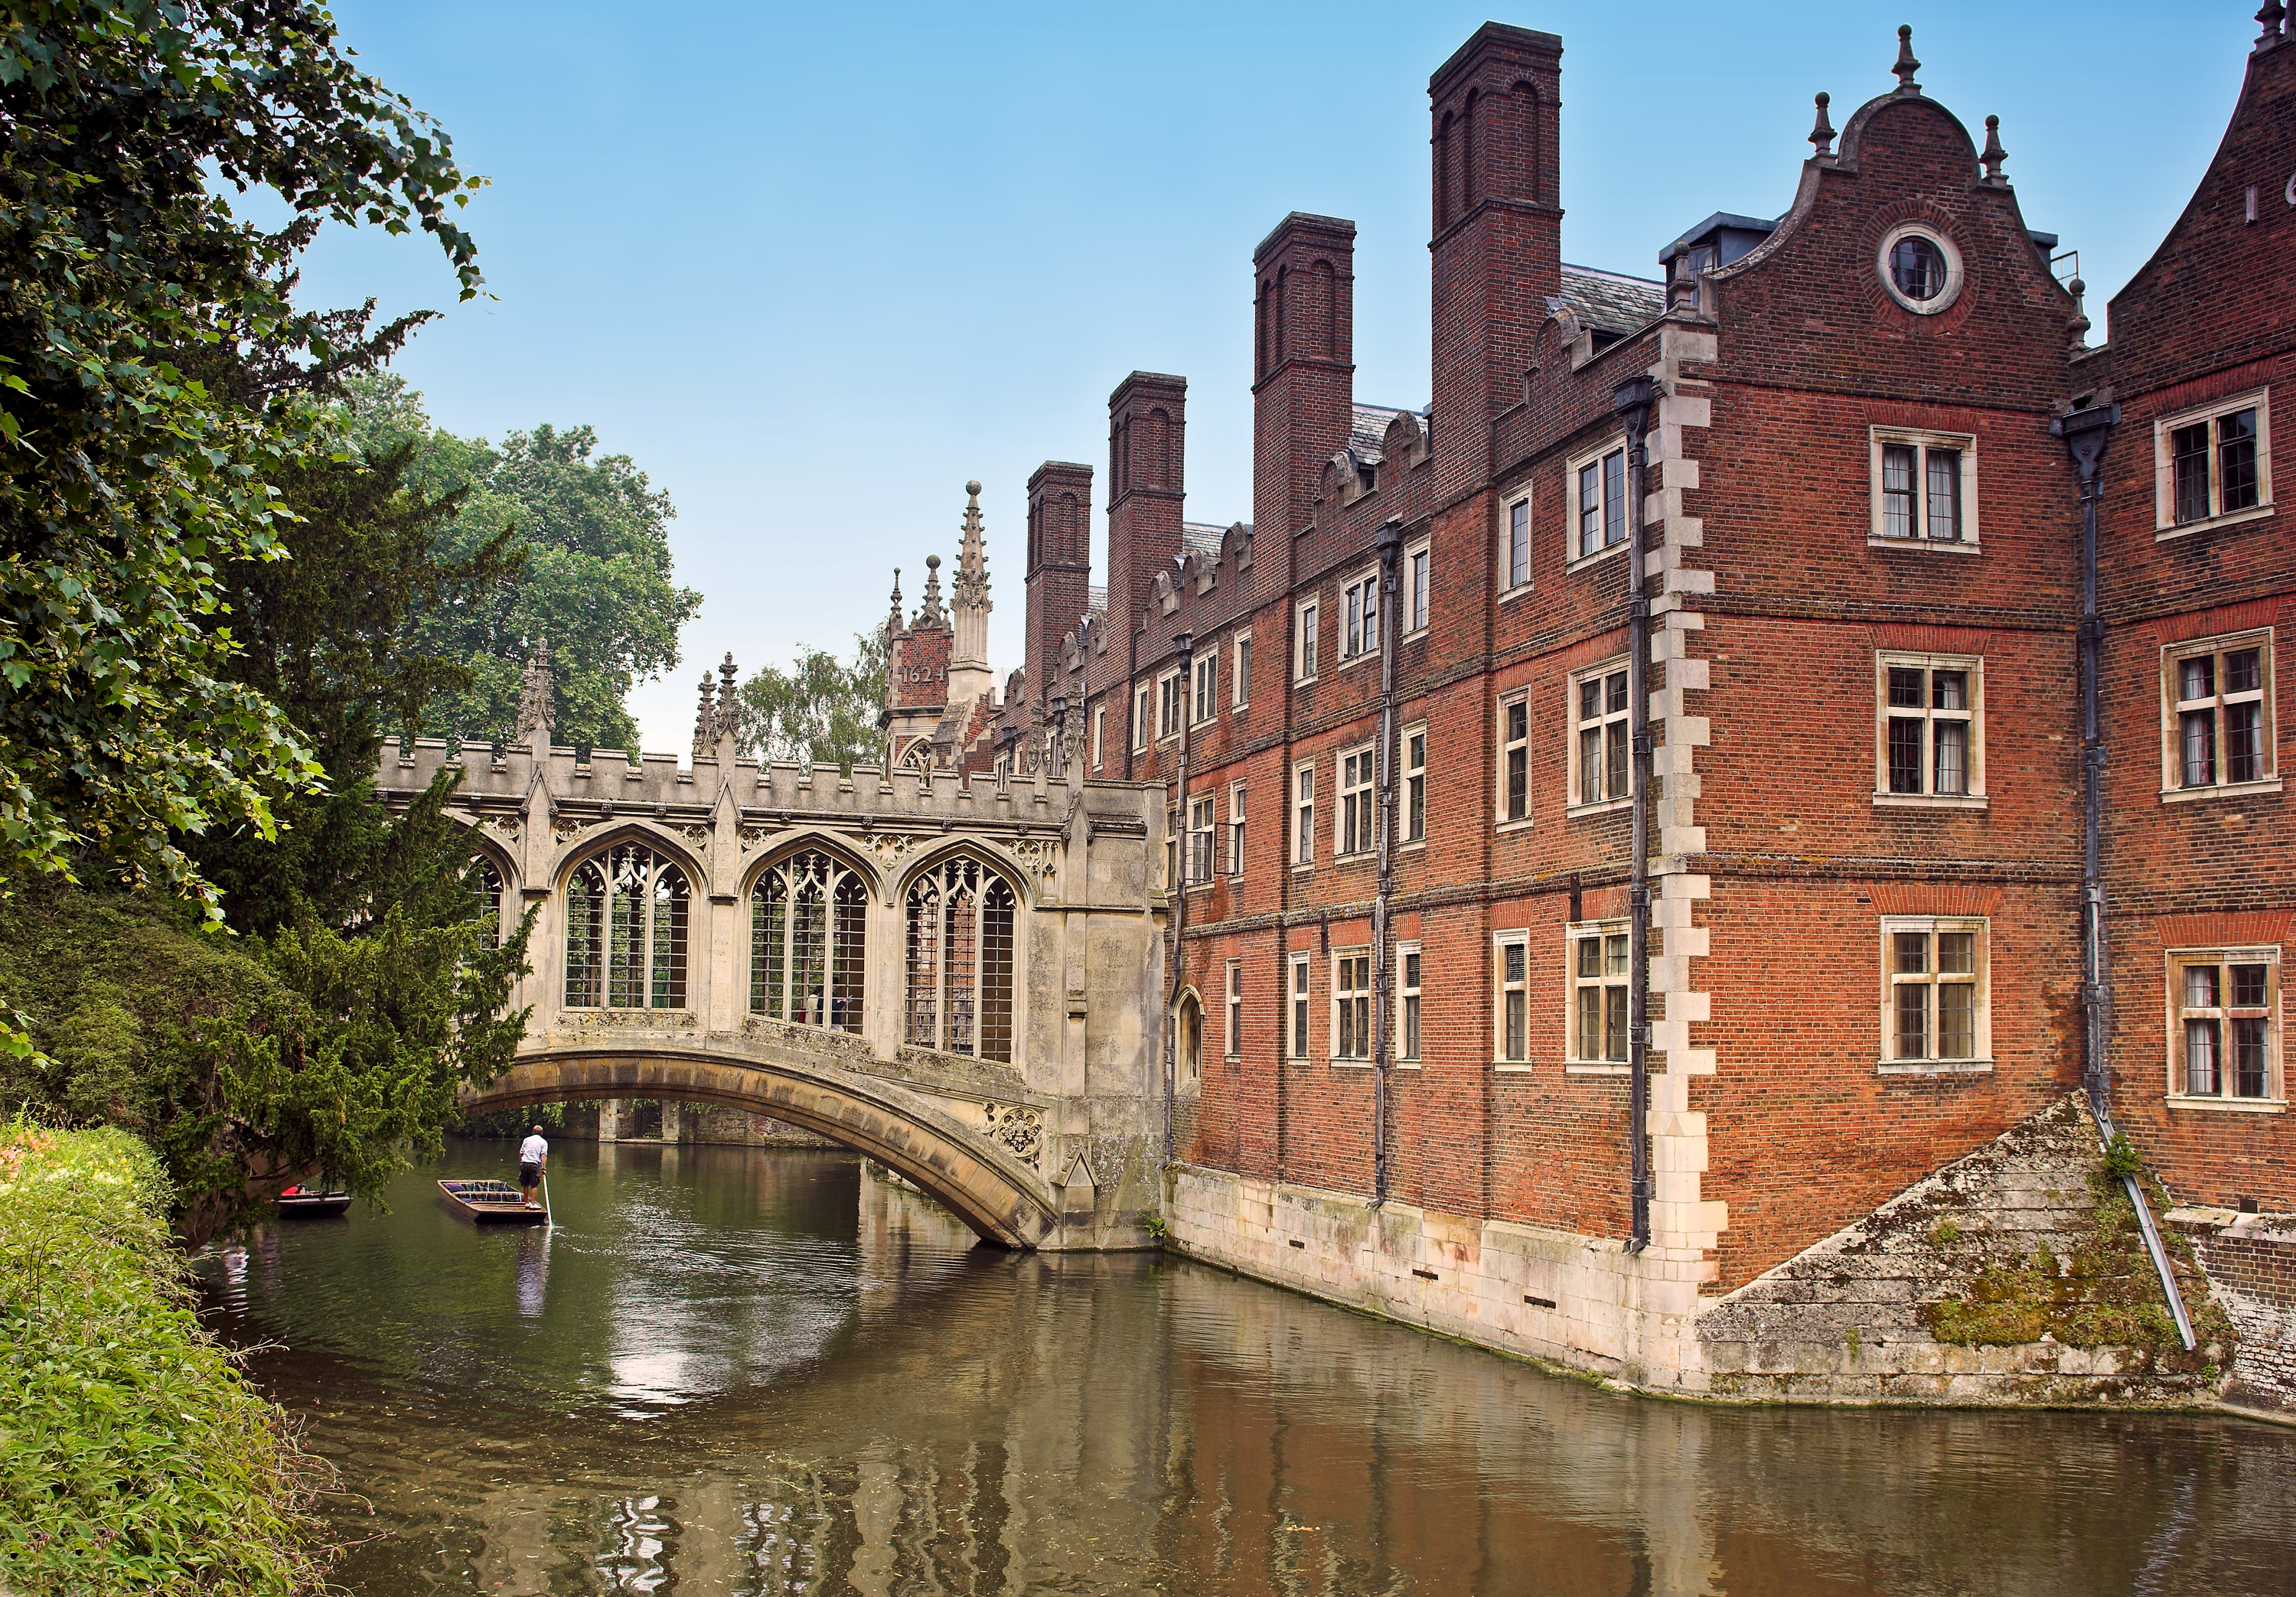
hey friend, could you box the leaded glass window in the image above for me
[564,842,689,1009]
[749,849,868,1032]
[904,856,1019,1063]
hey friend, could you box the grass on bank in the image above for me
[0,1123,333,1596]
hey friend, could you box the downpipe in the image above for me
[1616,378,1655,1254]
[1163,631,1195,1172]
[1371,520,1403,1205]
[2052,400,2194,1352]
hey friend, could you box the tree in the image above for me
[0,0,484,921]
[344,374,702,753]
[737,631,889,771]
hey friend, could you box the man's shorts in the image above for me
[520,1162,540,1187]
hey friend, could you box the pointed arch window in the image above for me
[905,856,1018,1062]
[563,842,689,1009]
[467,856,504,949]
[750,849,868,1032]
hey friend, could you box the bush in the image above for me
[0,1123,332,1595]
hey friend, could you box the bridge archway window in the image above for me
[563,842,690,1010]
[750,849,867,1032]
[905,856,1018,1062]
[467,856,504,949]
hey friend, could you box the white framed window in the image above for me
[1567,921,1630,1071]
[1157,670,1184,740]
[1295,598,1320,682]
[1498,691,1530,826]
[1291,761,1315,869]
[1501,493,1531,592]
[1569,659,1631,811]
[1495,932,1528,1064]
[1337,745,1375,858]
[1165,807,1178,889]
[1340,570,1379,663]
[1228,781,1247,877]
[1869,428,1978,549]
[1187,793,1215,886]
[2165,948,2282,1109]
[1398,942,1422,1064]
[1404,534,1432,634]
[1290,952,1312,1058]
[1133,683,1152,752]
[1225,958,1243,1059]
[1879,917,1991,1072]
[2161,631,2278,800]
[1401,724,1427,846]
[1192,652,1217,725]
[1876,653,1986,807]
[1567,438,1629,566]
[1232,631,1252,706]
[2154,388,2272,537]
[1091,704,1105,770]
[1333,949,1371,1063]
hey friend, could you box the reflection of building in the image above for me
[873,18,2296,1399]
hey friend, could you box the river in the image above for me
[194,1138,2296,1595]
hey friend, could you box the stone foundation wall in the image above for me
[2173,1210,2296,1415]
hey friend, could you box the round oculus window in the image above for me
[1877,224,1964,315]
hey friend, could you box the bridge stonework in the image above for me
[379,708,1172,1250]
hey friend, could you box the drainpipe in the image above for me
[1371,519,1404,1205]
[1163,631,1195,1170]
[1615,377,1655,1254]
[2051,399,2195,1352]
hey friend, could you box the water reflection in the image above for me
[195,1141,2296,1596]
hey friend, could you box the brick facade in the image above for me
[884,15,2295,1377]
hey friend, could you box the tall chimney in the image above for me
[1024,461,1094,715]
[1252,212,1357,543]
[1104,371,1187,639]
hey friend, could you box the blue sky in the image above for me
[302,2,2258,755]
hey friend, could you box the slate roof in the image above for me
[1087,585,1107,615]
[1181,521,1228,561]
[1349,403,1426,465]
[1557,262,1665,337]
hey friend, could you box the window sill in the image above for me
[1564,540,1629,576]
[1872,792,1991,810]
[1565,797,1633,820]
[1877,1058,1995,1076]
[1293,676,1319,689]
[1402,626,1430,643]
[1564,1061,1630,1075]
[2165,1093,2287,1114]
[2160,777,2282,804]
[1395,1060,1423,1071]
[1493,1061,1538,1074]
[1495,817,1535,836]
[2154,502,2274,542]
[1499,582,1535,605]
[1867,535,1981,556]
[1329,1058,1375,1071]
[1291,862,1316,875]
[1337,650,1378,674]
[1397,839,1427,855]
[1332,849,1375,868]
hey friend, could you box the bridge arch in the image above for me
[462,1045,1062,1249]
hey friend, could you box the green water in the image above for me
[194,1138,2296,1595]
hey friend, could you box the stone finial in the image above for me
[952,479,991,613]
[917,552,946,626]
[1808,91,1835,159]
[1893,24,1921,93]
[692,669,717,760]
[1667,249,1698,314]
[2067,277,2092,350]
[1980,115,2007,184]
[716,651,742,746]
[514,637,554,742]
[2258,1,2287,48]
[885,567,904,638]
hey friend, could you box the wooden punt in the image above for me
[437,1178,547,1224]
[276,1185,354,1217]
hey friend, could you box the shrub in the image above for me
[0,1123,332,1595]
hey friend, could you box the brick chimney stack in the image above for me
[1428,24,1563,500]
[1104,372,1187,638]
[1252,212,1357,543]
[1023,460,1094,713]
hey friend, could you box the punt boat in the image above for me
[437,1178,548,1224]
[276,1184,354,1217]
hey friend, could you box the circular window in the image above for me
[1877,223,1964,315]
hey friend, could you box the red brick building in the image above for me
[882,15,2294,1387]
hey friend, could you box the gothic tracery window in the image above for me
[750,849,867,1033]
[468,855,504,949]
[563,842,690,1009]
[904,856,1018,1062]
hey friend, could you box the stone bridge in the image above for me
[379,658,1175,1250]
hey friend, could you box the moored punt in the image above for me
[276,1185,354,1217]
[437,1178,547,1225]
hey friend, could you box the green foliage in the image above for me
[737,631,889,771]
[2102,1131,2144,1181]
[343,374,701,752]
[1142,1211,1169,1243]
[0,1123,332,1595]
[0,0,481,920]
[1920,1165,2236,1362]
[1928,1219,1962,1247]
[0,866,530,1245]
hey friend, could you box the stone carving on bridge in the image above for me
[980,1101,1043,1168]
[1006,837,1060,890]
[483,816,522,849]
[553,816,590,846]
[559,1009,703,1032]
[738,824,771,853]
[864,833,919,872]
[680,824,713,852]
[743,1012,878,1066]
